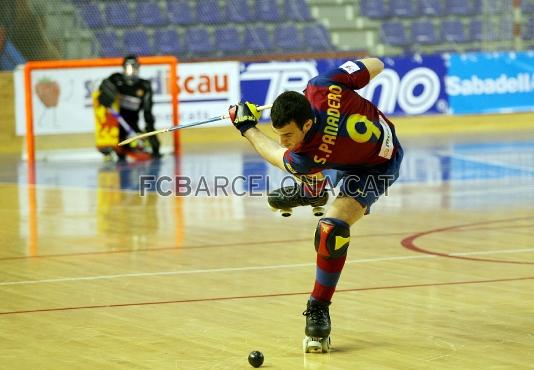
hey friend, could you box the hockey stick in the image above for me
[108,108,140,140]
[118,104,272,146]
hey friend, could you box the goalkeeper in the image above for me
[98,54,161,159]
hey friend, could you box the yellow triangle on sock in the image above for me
[334,236,350,250]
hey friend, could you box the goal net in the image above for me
[16,56,178,164]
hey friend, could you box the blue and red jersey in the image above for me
[283,61,399,176]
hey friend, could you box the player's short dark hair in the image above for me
[271,91,314,130]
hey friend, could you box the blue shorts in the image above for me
[330,142,403,214]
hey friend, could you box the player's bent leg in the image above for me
[303,197,366,352]
[314,217,350,259]
[310,196,365,304]
[303,217,350,349]
[303,153,400,352]
[310,216,351,304]
[325,195,367,226]
[310,197,366,302]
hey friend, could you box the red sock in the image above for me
[310,253,347,303]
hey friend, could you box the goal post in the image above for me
[23,55,179,171]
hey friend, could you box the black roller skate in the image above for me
[302,300,331,353]
[267,186,328,217]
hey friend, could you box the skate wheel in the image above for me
[312,206,325,217]
[280,208,292,217]
[302,337,322,353]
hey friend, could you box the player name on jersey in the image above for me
[314,84,343,165]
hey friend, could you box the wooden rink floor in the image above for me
[1,119,534,369]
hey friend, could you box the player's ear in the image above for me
[302,119,313,133]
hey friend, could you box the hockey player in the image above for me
[98,55,161,160]
[229,57,403,352]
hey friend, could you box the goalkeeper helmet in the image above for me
[123,54,140,85]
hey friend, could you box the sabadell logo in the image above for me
[446,73,534,96]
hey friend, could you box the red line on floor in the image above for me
[401,217,534,265]
[1,275,532,316]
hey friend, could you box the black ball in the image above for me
[248,350,264,368]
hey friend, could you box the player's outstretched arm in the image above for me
[243,127,286,170]
[229,102,286,170]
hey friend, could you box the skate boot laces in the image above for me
[302,303,330,326]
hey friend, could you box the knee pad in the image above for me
[314,218,350,259]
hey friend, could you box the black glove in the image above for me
[98,78,118,108]
[228,101,260,135]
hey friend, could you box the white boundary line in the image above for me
[1,247,533,287]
